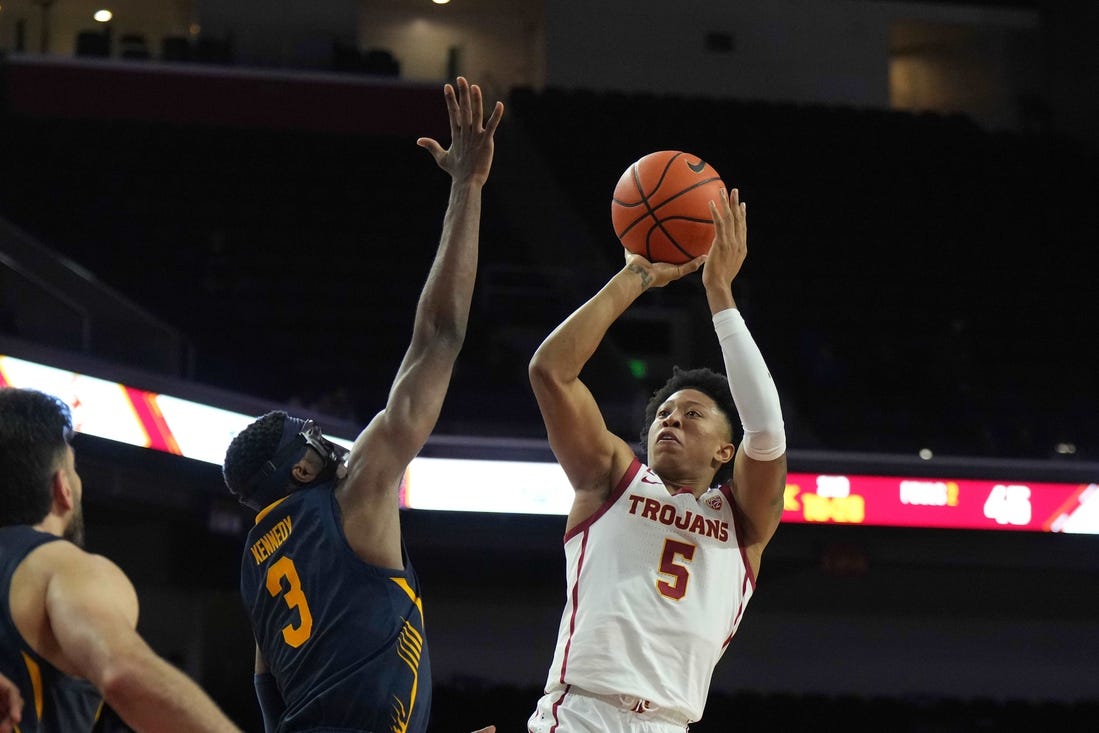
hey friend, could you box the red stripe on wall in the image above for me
[123,386,182,455]
[1042,484,1090,531]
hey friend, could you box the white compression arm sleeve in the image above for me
[713,308,786,461]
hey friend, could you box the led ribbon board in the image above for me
[2,353,1096,533]
[781,473,1097,533]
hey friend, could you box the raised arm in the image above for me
[530,255,704,530]
[43,545,240,733]
[702,189,787,569]
[335,77,504,564]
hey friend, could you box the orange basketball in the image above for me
[611,150,725,264]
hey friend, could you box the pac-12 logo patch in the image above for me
[706,494,724,511]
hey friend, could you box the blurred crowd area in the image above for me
[1,84,1096,461]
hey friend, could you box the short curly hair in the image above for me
[0,388,74,526]
[639,366,741,486]
[222,410,288,497]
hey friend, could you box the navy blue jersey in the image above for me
[0,526,103,732]
[240,486,431,733]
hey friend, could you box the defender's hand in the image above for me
[417,76,505,186]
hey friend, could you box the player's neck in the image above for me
[658,474,711,498]
[32,514,66,538]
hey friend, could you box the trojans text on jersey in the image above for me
[626,494,729,542]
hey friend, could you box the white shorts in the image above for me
[527,686,690,733]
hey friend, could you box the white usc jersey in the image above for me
[541,457,756,723]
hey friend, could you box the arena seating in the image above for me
[3,71,1098,731]
[1,80,1096,461]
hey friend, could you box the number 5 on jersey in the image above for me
[266,556,314,647]
[657,538,696,600]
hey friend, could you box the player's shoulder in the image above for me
[40,541,121,574]
[21,535,82,564]
[245,487,339,559]
[20,540,127,593]
[253,486,329,523]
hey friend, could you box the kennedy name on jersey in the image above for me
[626,494,729,542]
[250,515,293,564]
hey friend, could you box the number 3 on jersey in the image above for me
[657,538,697,600]
[266,556,314,648]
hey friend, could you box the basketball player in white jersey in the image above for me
[527,187,786,732]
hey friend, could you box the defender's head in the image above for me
[640,367,740,487]
[222,410,350,512]
[0,387,85,545]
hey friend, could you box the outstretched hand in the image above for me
[624,250,706,290]
[701,187,748,293]
[417,76,505,186]
[470,727,496,733]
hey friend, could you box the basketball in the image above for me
[611,150,725,264]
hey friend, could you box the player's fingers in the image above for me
[2,688,21,725]
[710,199,728,241]
[456,76,473,130]
[680,255,706,277]
[470,83,484,129]
[731,191,747,239]
[484,101,504,137]
[442,83,459,137]
[729,190,747,229]
[416,137,446,166]
[720,188,736,218]
[729,189,744,216]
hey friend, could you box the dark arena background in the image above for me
[1,0,1098,730]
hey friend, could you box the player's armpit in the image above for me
[732,450,788,551]
[529,371,621,491]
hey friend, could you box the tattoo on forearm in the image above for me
[770,489,784,519]
[627,263,652,290]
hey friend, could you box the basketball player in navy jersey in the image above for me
[527,188,787,731]
[221,76,502,733]
[0,387,242,733]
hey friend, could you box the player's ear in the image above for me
[51,469,75,512]
[715,441,735,466]
[291,452,322,483]
[291,460,314,483]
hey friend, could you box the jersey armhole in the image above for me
[562,457,643,543]
[721,484,757,590]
